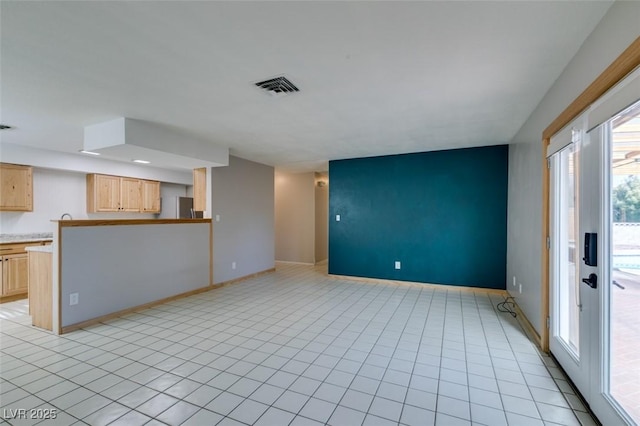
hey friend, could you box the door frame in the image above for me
[541,37,640,352]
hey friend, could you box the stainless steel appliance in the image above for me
[177,197,193,219]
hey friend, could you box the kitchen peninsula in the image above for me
[34,219,212,334]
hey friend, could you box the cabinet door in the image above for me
[94,174,121,212]
[0,164,33,211]
[141,180,160,213]
[193,168,206,212]
[120,178,141,212]
[2,254,28,296]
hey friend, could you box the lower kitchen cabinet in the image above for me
[0,241,51,302]
[2,254,28,296]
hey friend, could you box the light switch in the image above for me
[336,214,341,222]
[215,214,220,222]
[395,261,401,270]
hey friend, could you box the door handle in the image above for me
[612,280,625,290]
[582,273,598,289]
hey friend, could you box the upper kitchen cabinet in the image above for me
[120,177,142,212]
[193,167,206,212]
[0,163,33,211]
[87,173,120,212]
[141,180,161,213]
[87,174,160,213]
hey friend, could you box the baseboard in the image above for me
[0,293,27,304]
[315,259,328,266]
[214,267,277,287]
[506,290,543,350]
[328,273,508,295]
[275,260,315,266]
[60,284,214,334]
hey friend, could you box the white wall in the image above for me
[0,168,188,234]
[507,1,640,334]
[211,156,275,284]
[275,170,316,264]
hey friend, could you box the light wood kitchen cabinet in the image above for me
[141,180,161,213]
[0,163,33,212]
[87,174,160,213]
[193,167,206,212]
[120,177,142,212]
[0,241,50,302]
[2,254,28,296]
[87,174,121,212]
[28,250,52,331]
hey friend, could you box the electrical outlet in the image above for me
[395,261,401,270]
[519,284,522,294]
[336,214,341,222]
[513,276,517,287]
[215,214,220,222]
[232,262,236,270]
[70,293,79,306]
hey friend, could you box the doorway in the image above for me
[549,82,640,425]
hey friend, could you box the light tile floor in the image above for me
[0,263,599,426]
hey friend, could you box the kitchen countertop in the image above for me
[26,245,53,253]
[0,233,54,244]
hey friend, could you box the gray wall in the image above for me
[157,183,190,219]
[211,156,275,284]
[315,173,329,263]
[60,222,210,327]
[275,170,316,264]
[507,1,640,334]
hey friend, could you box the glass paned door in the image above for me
[604,102,640,424]
[549,120,592,397]
[551,99,640,426]
[549,63,640,425]
[555,145,581,357]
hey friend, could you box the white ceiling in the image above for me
[0,1,612,172]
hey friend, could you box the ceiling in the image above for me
[0,1,613,172]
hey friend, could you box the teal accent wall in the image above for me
[329,145,508,289]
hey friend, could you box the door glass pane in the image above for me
[610,101,640,423]
[557,145,581,356]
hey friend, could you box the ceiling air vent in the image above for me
[255,76,299,95]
